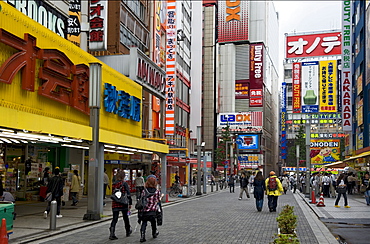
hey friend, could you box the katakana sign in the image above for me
[286,32,342,58]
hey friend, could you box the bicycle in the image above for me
[169,183,182,197]
[182,184,196,196]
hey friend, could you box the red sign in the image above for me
[249,43,264,89]
[218,0,249,43]
[235,80,249,99]
[249,89,263,107]
[0,28,90,115]
[292,63,301,113]
[286,32,342,58]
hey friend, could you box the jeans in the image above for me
[239,186,249,198]
[256,199,264,210]
[140,213,157,235]
[335,192,348,206]
[229,183,235,193]
[110,209,131,233]
[365,190,370,205]
[46,196,62,215]
[71,192,78,204]
[267,195,278,211]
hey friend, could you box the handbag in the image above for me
[336,186,347,194]
[360,185,367,193]
[45,192,53,202]
[249,186,254,194]
[111,183,129,205]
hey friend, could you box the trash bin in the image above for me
[0,202,15,235]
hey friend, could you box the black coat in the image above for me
[253,179,266,200]
[240,176,249,188]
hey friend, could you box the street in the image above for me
[25,189,323,244]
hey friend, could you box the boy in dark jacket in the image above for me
[238,172,250,200]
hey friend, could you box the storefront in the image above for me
[0,3,168,201]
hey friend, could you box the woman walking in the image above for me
[109,171,132,240]
[334,173,350,208]
[138,177,161,242]
[361,172,370,205]
[253,171,265,211]
[70,170,80,206]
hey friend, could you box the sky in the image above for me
[273,1,342,73]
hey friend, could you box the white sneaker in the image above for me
[43,211,47,219]
[56,215,63,218]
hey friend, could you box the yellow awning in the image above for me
[343,151,370,162]
[324,161,347,168]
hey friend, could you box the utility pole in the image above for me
[196,126,202,195]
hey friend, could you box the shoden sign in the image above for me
[0,28,90,115]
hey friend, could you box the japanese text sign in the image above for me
[292,62,301,113]
[286,32,342,58]
[89,0,107,51]
[319,60,337,112]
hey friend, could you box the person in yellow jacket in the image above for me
[265,171,284,212]
[70,170,81,206]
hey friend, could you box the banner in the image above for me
[292,62,301,113]
[301,61,319,113]
[281,82,287,159]
[310,139,340,165]
[319,60,337,112]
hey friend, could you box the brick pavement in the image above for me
[18,188,337,244]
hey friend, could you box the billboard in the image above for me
[235,80,249,99]
[238,154,262,170]
[280,82,287,159]
[235,134,259,150]
[310,139,340,165]
[218,0,248,43]
[301,61,319,113]
[165,0,176,135]
[292,62,301,113]
[342,1,352,131]
[89,0,108,51]
[217,112,263,132]
[319,60,337,112]
[286,32,342,58]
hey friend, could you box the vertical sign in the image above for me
[67,0,81,46]
[342,0,352,131]
[281,82,287,160]
[218,0,249,43]
[249,43,264,107]
[165,0,176,135]
[292,62,301,113]
[154,0,162,65]
[89,0,107,51]
[319,60,337,112]
[301,61,319,113]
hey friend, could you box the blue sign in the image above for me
[235,134,259,150]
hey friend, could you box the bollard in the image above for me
[211,184,214,192]
[216,182,219,191]
[50,200,57,230]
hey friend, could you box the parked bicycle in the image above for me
[169,183,182,197]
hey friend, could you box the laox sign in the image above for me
[220,114,251,122]
[137,58,165,93]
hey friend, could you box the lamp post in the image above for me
[196,126,202,195]
[305,117,311,196]
[202,142,206,194]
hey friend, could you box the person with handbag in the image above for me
[44,168,64,218]
[109,170,132,240]
[361,172,370,205]
[253,171,265,211]
[138,177,161,242]
[334,173,350,208]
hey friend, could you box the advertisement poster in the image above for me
[236,134,259,150]
[301,61,319,113]
[310,139,340,165]
[319,60,337,112]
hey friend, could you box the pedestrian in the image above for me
[289,175,297,193]
[238,172,250,200]
[329,173,336,198]
[135,172,145,200]
[103,168,110,199]
[138,177,161,242]
[361,172,370,206]
[211,174,215,185]
[334,173,351,208]
[249,171,256,188]
[300,173,306,193]
[265,171,283,212]
[281,175,289,194]
[43,167,50,185]
[44,168,64,218]
[347,172,356,195]
[228,174,235,193]
[0,180,15,202]
[70,170,80,206]
[253,171,265,211]
[109,170,132,240]
[322,173,331,197]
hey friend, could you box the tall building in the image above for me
[202,1,280,176]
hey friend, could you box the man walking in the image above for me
[265,171,283,212]
[238,172,250,200]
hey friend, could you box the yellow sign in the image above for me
[319,60,337,112]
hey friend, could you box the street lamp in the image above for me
[202,142,206,194]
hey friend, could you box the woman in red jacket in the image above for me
[109,170,132,240]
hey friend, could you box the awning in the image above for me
[343,151,370,162]
[323,161,347,168]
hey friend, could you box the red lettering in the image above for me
[343,71,351,78]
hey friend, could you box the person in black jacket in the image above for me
[253,171,266,211]
[44,168,64,218]
[238,172,250,199]
[334,173,350,208]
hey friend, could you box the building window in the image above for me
[284,69,292,79]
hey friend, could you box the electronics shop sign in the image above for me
[4,0,68,38]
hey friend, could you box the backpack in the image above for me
[268,177,277,191]
[135,188,154,210]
